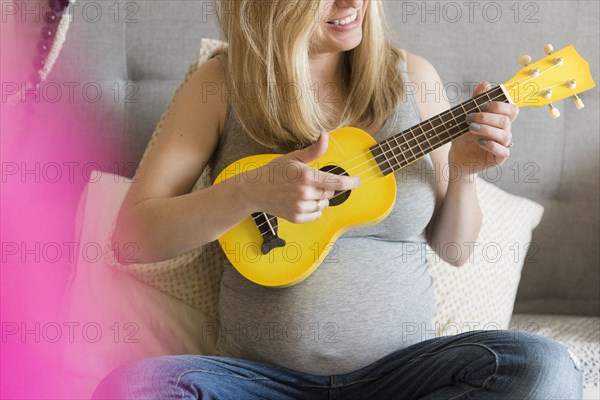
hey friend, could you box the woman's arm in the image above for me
[405,53,518,266]
[111,57,253,264]
[112,58,360,265]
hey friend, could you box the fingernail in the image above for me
[470,123,481,131]
[465,114,475,123]
[355,177,361,186]
[480,103,489,111]
[478,138,488,145]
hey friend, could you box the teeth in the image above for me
[330,12,357,26]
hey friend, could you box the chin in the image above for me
[335,38,363,53]
[321,32,363,53]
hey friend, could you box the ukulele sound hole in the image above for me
[320,165,351,207]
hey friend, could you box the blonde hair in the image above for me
[214,0,405,151]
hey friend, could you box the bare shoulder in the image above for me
[187,56,229,133]
[404,52,449,119]
[189,56,227,89]
[405,52,439,79]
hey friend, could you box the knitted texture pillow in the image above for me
[429,178,544,334]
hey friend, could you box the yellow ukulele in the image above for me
[214,44,596,288]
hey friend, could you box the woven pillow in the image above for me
[429,178,544,335]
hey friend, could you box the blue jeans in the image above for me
[92,329,583,399]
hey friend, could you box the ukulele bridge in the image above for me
[251,212,286,255]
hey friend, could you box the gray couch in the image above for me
[49,0,598,397]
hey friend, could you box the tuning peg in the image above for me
[529,67,540,77]
[544,44,554,55]
[548,104,560,119]
[519,55,532,66]
[553,56,564,66]
[573,94,585,110]
[541,89,553,99]
[567,79,577,90]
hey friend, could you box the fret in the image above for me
[399,131,417,162]
[451,105,470,130]
[402,131,420,163]
[491,85,507,103]
[381,139,400,169]
[439,110,461,138]
[422,120,437,145]
[450,104,469,121]
[433,114,453,143]
[268,214,278,229]
[380,140,395,172]
[370,143,393,175]
[448,107,470,139]
[406,127,425,156]
[383,137,402,170]
[463,98,479,114]
[459,102,469,118]
[380,150,394,175]
[425,119,443,148]
[252,212,277,236]
[449,106,468,127]
[414,125,433,151]
[474,95,489,110]
[391,136,409,169]
[387,134,410,167]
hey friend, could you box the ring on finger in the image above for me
[320,188,327,200]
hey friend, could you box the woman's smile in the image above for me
[325,10,361,31]
[313,1,366,54]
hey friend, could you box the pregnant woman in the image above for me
[93,1,582,398]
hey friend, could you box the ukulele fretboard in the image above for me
[371,85,509,175]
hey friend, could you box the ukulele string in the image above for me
[507,62,563,104]
[323,89,506,184]
[339,58,563,177]
[320,88,499,178]
[252,90,509,232]
[323,90,509,204]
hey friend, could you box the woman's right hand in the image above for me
[239,132,361,223]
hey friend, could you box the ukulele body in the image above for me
[214,126,397,287]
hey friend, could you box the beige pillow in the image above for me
[60,171,218,399]
[429,178,544,335]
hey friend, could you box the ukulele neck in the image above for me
[370,85,511,175]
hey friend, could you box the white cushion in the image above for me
[429,178,544,333]
[60,172,218,398]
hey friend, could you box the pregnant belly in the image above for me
[214,237,436,376]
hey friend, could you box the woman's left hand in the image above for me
[448,82,520,181]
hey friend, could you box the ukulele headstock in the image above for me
[503,44,596,118]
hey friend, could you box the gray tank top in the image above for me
[209,56,437,376]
